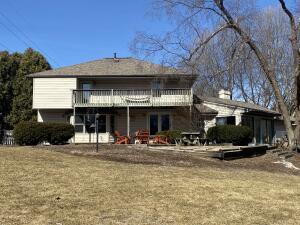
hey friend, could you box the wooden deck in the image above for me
[147,145,269,160]
[73,88,193,107]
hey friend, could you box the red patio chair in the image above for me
[135,130,150,144]
[114,131,130,144]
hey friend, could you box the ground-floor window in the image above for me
[216,116,236,125]
[149,113,171,135]
[74,114,110,134]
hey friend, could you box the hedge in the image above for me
[207,125,253,146]
[13,121,74,145]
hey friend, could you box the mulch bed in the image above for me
[38,144,300,176]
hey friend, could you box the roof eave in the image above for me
[27,73,198,79]
[203,100,280,116]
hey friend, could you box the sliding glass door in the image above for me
[149,114,170,135]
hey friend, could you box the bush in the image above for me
[43,122,74,145]
[207,125,253,146]
[13,121,74,146]
[156,130,182,143]
[13,121,45,145]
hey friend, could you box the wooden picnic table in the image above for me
[180,132,208,146]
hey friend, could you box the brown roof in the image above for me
[198,96,280,116]
[27,57,195,78]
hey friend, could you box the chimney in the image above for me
[219,89,231,100]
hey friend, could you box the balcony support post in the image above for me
[73,106,76,144]
[127,106,130,137]
[189,105,193,130]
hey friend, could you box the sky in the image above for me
[0,0,296,68]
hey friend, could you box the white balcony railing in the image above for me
[73,89,193,107]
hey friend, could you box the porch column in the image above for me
[189,105,192,130]
[73,106,76,144]
[127,106,130,136]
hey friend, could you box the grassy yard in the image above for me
[0,147,299,225]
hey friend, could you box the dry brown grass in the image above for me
[0,146,299,225]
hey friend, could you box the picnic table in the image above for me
[177,132,208,146]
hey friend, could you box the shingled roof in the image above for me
[194,104,218,115]
[27,57,195,78]
[198,96,280,116]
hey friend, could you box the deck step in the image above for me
[278,151,292,156]
[277,151,295,159]
[284,153,295,159]
[271,149,282,153]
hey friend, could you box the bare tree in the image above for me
[132,0,299,147]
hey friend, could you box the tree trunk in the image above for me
[278,0,300,147]
[215,0,295,146]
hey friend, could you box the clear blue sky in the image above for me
[0,0,295,68]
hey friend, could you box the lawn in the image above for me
[0,146,299,225]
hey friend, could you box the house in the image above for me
[194,90,282,145]
[28,56,196,143]
[27,56,284,145]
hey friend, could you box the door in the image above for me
[82,83,92,103]
[150,115,159,135]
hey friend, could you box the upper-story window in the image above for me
[82,83,92,90]
[151,80,162,90]
[81,83,92,103]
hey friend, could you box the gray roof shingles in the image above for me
[198,96,280,116]
[27,57,195,78]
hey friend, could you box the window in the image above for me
[97,115,106,133]
[161,114,170,131]
[85,114,95,133]
[149,114,171,135]
[74,114,107,133]
[75,125,84,133]
[75,115,84,133]
[216,116,236,125]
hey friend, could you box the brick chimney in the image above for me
[219,89,231,100]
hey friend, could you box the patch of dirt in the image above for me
[38,144,300,176]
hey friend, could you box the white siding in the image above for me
[33,78,77,109]
[202,102,246,131]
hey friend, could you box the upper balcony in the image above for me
[73,89,193,107]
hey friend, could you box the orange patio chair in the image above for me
[153,135,170,145]
[114,131,130,144]
[135,130,150,144]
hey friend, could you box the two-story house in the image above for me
[28,56,285,145]
[28,56,196,143]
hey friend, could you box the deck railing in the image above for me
[73,88,193,107]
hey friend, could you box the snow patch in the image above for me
[273,159,300,170]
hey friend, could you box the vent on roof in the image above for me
[113,52,120,62]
